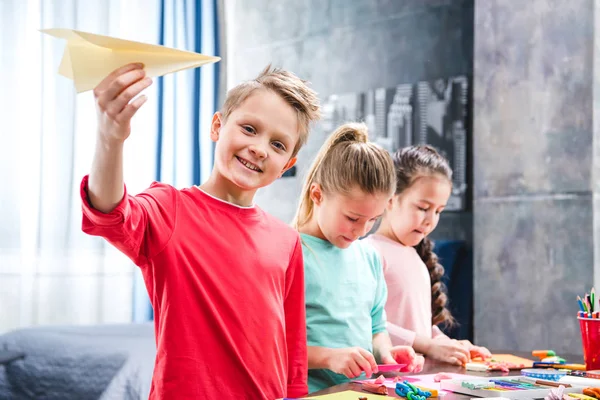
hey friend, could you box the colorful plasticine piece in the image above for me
[461,381,496,390]
[395,380,433,400]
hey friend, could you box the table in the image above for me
[308,352,583,399]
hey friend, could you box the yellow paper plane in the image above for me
[41,28,221,93]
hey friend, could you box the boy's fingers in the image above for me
[116,95,148,124]
[107,77,152,117]
[94,63,144,95]
[103,68,147,104]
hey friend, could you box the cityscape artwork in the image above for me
[315,76,469,211]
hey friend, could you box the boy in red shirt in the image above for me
[81,63,321,399]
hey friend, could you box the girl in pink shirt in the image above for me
[365,145,490,366]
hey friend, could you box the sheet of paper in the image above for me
[41,28,220,93]
[304,390,394,399]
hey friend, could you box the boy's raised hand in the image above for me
[382,346,424,373]
[94,63,152,142]
[325,347,378,379]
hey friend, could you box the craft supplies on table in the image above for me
[533,362,587,371]
[533,350,557,359]
[578,288,600,370]
[559,375,600,387]
[439,376,584,399]
[395,380,435,400]
[521,368,568,381]
[470,353,534,371]
[582,387,600,398]
[577,289,596,317]
[466,362,490,372]
[304,390,395,399]
[579,318,600,370]
[377,363,406,372]
[568,393,598,400]
[356,372,476,395]
[587,371,600,379]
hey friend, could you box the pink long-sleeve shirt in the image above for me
[364,234,446,346]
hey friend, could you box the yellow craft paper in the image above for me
[41,28,220,93]
[304,390,388,399]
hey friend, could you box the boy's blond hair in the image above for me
[221,65,321,156]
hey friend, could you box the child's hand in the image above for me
[427,339,470,365]
[325,347,378,379]
[94,63,153,143]
[381,346,425,373]
[457,340,492,360]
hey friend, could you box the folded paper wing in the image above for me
[41,28,221,93]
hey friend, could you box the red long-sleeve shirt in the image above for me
[80,176,308,399]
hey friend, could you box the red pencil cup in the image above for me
[579,317,600,370]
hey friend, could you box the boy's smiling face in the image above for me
[210,89,299,194]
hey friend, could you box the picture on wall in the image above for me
[316,76,469,211]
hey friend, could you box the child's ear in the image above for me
[278,156,297,178]
[387,195,398,211]
[210,112,223,142]
[309,183,323,206]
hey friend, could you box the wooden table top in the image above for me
[307,351,584,399]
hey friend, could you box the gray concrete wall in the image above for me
[473,0,598,354]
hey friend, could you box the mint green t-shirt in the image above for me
[301,233,388,393]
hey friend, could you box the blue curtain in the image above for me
[132,0,220,322]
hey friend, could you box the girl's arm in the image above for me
[387,324,471,366]
[308,346,331,369]
[433,326,491,361]
[372,331,393,363]
[418,335,471,365]
[386,321,418,346]
[370,252,424,371]
[432,325,450,340]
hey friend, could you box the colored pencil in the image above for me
[586,294,592,312]
[517,377,571,388]
[582,296,589,313]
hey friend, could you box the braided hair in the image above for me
[392,145,455,327]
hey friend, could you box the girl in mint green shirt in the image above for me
[292,123,425,393]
